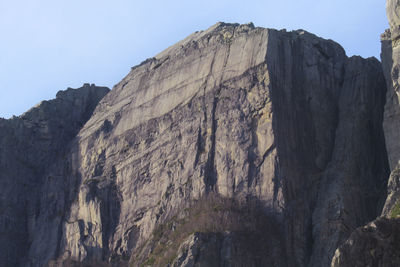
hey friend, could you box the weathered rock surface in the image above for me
[44,23,387,267]
[330,1,400,266]
[382,163,400,216]
[380,0,400,220]
[387,0,400,42]
[0,23,389,267]
[331,217,400,267]
[0,84,109,267]
[383,0,400,170]
[172,232,284,267]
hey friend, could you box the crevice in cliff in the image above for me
[202,39,233,193]
[99,180,122,261]
[204,94,219,193]
[247,117,258,189]
[259,144,276,168]
[193,123,203,168]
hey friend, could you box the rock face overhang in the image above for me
[0,23,390,267]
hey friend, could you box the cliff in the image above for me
[0,17,391,267]
[0,84,110,267]
[331,0,400,266]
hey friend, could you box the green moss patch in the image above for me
[391,201,400,218]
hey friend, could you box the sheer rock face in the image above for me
[383,0,400,216]
[0,84,109,267]
[334,160,400,266]
[383,0,400,171]
[387,0,400,42]
[0,24,389,267]
[33,23,386,267]
[331,1,400,266]
[381,0,400,221]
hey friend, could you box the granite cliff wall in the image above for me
[0,85,109,267]
[331,1,400,266]
[0,20,391,267]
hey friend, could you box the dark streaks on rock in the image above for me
[0,21,391,267]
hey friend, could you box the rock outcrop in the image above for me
[0,84,109,267]
[0,23,389,267]
[382,1,400,212]
[331,217,400,267]
[172,231,284,267]
[382,1,400,171]
[387,0,400,42]
[331,1,400,266]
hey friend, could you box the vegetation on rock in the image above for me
[134,193,283,267]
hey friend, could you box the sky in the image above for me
[0,0,389,118]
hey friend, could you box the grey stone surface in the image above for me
[331,217,400,267]
[52,23,386,267]
[0,84,109,267]
[382,163,400,216]
[330,1,400,266]
[382,0,400,222]
[0,23,389,267]
[383,0,400,170]
[308,56,388,267]
[171,232,284,267]
[387,0,400,41]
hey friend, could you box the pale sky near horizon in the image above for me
[0,0,388,118]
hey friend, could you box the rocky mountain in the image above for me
[0,84,110,267]
[0,2,398,267]
[331,0,400,266]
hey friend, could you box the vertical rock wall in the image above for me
[382,0,400,215]
[0,85,109,267]
[38,24,387,267]
[0,22,390,267]
[331,1,400,266]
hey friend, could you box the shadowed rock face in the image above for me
[331,217,400,267]
[387,0,400,41]
[0,84,109,267]
[172,232,285,267]
[331,1,400,266]
[267,33,388,267]
[0,24,389,267]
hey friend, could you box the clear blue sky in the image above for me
[0,0,388,118]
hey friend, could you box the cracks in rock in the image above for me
[193,123,203,169]
[99,181,122,260]
[151,56,170,70]
[247,118,258,189]
[258,143,277,169]
[200,40,233,193]
[246,65,275,190]
[204,94,219,193]
[313,43,330,60]
[247,115,277,190]
[392,35,400,47]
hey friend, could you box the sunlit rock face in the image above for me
[383,0,400,171]
[52,23,388,267]
[0,23,389,267]
[379,0,400,221]
[382,1,400,217]
[387,0,400,41]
